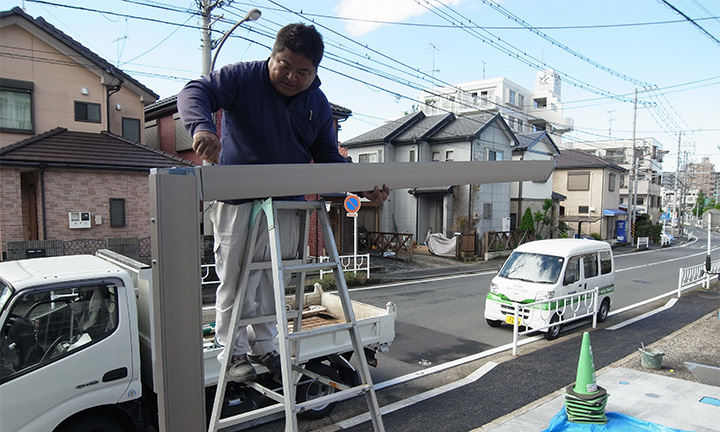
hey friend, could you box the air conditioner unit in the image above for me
[68,211,91,229]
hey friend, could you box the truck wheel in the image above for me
[57,416,125,432]
[597,298,610,323]
[486,319,502,328]
[544,314,562,340]
[297,362,340,420]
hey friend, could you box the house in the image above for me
[342,111,517,244]
[568,138,666,222]
[417,70,574,145]
[553,150,627,240]
[0,7,192,260]
[511,131,562,233]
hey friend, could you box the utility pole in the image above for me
[674,132,682,235]
[201,0,213,76]
[628,89,638,245]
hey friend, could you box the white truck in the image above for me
[0,249,396,432]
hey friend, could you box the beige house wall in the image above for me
[554,168,622,238]
[0,24,149,148]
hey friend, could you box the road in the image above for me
[253,229,720,431]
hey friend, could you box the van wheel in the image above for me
[597,298,610,323]
[486,319,502,328]
[297,362,340,420]
[544,314,562,340]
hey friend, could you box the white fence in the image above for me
[318,253,370,279]
[677,257,720,295]
[509,288,600,355]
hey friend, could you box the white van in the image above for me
[483,239,615,339]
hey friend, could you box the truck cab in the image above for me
[0,255,142,432]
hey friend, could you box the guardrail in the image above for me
[509,288,600,355]
[677,257,720,296]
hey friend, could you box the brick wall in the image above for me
[41,169,151,241]
[0,170,23,250]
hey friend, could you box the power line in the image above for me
[658,0,720,46]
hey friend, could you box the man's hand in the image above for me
[362,184,390,203]
[193,130,221,164]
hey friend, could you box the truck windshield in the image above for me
[498,252,565,284]
[0,282,12,312]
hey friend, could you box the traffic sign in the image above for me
[344,194,361,215]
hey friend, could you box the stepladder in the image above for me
[207,198,386,432]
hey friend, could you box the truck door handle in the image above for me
[103,367,128,382]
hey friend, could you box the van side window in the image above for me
[564,257,581,285]
[583,253,599,279]
[0,284,118,383]
[600,251,612,274]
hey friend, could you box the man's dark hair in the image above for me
[272,23,324,68]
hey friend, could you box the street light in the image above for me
[210,8,261,72]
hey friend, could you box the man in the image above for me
[178,23,388,382]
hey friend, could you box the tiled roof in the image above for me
[516,131,561,154]
[430,113,498,141]
[555,149,625,172]
[0,128,194,170]
[2,7,158,101]
[343,112,425,146]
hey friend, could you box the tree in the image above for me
[519,208,534,233]
[532,199,554,239]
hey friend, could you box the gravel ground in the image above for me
[609,288,720,383]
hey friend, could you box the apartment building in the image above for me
[416,70,573,144]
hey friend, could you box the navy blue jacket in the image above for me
[177,60,346,167]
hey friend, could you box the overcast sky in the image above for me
[16,0,720,171]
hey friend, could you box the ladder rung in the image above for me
[283,261,338,273]
[217,402,285,429]
[245,381,286,404]
[287,322,354,340]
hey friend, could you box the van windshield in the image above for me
[498,252,565,284]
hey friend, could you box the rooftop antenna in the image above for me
[607,109,617,138]
[427,42,441,85]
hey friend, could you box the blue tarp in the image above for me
[542,409,693,432]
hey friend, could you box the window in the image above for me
[484,203,492,219]
[432,151,440,162]
[122,117,141,143]
[75,101,101,123]
[619,174,626,188]
[0,79,34,133]
[110,198,126,227]
[487,150,503,161]
[358,150,382,163]
[174,113,193,151]
[445,150,454,161]
[409,149,417,162]
[583,253,599,279]
[1,284,118,383]
[600,251,612,274]
[509,89,516,106]
[578,206,589,214]
[636,197,644,205]
[518,94,525,108]
[145,119,158,148]
[564,257,581,285]
[567,172,590,191]
[609,173,616,192]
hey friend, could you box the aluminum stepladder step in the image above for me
[207,198,385,432]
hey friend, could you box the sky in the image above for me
[14,0,720,171]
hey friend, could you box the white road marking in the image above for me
[607,298,678,330]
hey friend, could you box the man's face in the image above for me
[268,48,317,97]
